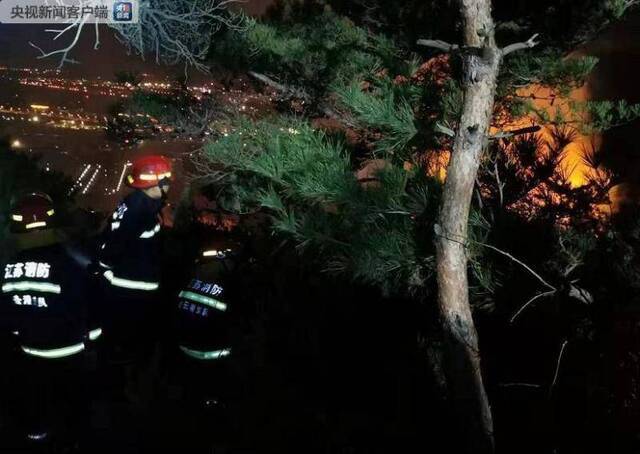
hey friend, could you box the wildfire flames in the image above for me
[508,83,596,189]
[414,53,613,228]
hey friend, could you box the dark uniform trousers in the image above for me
[13,351,88,444]
[168,349,235,449]
[173,350,232,406]
[97,282,161,409]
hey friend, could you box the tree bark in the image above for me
[434,0,500,452]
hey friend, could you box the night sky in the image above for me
[0,0,275,75]
[0,24,184,78]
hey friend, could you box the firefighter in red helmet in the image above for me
[98,155,172,296]
[95,155,172,404]
[125,154,173,192]
[1,192,91,449]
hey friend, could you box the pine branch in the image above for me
[474,241,557,292]
[489,125,541,140]
[435,122,456,137]
[548,340,569,398]
[416,39,460,52]
[248,70,288,92]
[510,290,556,323]
[501,33,541,57]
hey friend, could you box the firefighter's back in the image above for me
[0,193,90,451]
[169,236,243,450]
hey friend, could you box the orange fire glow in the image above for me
[505,82,596,189]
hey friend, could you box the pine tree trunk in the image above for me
[435,0,500,452]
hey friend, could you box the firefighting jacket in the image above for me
[1,242,90,359]
[98,189,163,292]
[176,255,236,361]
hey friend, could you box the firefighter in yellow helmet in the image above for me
[0,192,93,449]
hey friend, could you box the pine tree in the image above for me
[188,1,639,451]
[198,3,638,298]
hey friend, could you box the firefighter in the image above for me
[95,155,172,404]
[0,192,93,449]
[171,234,244,447]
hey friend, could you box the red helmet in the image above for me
[126,155,173,189]
[10,192,55,233]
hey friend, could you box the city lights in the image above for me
[0,65,267,205]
